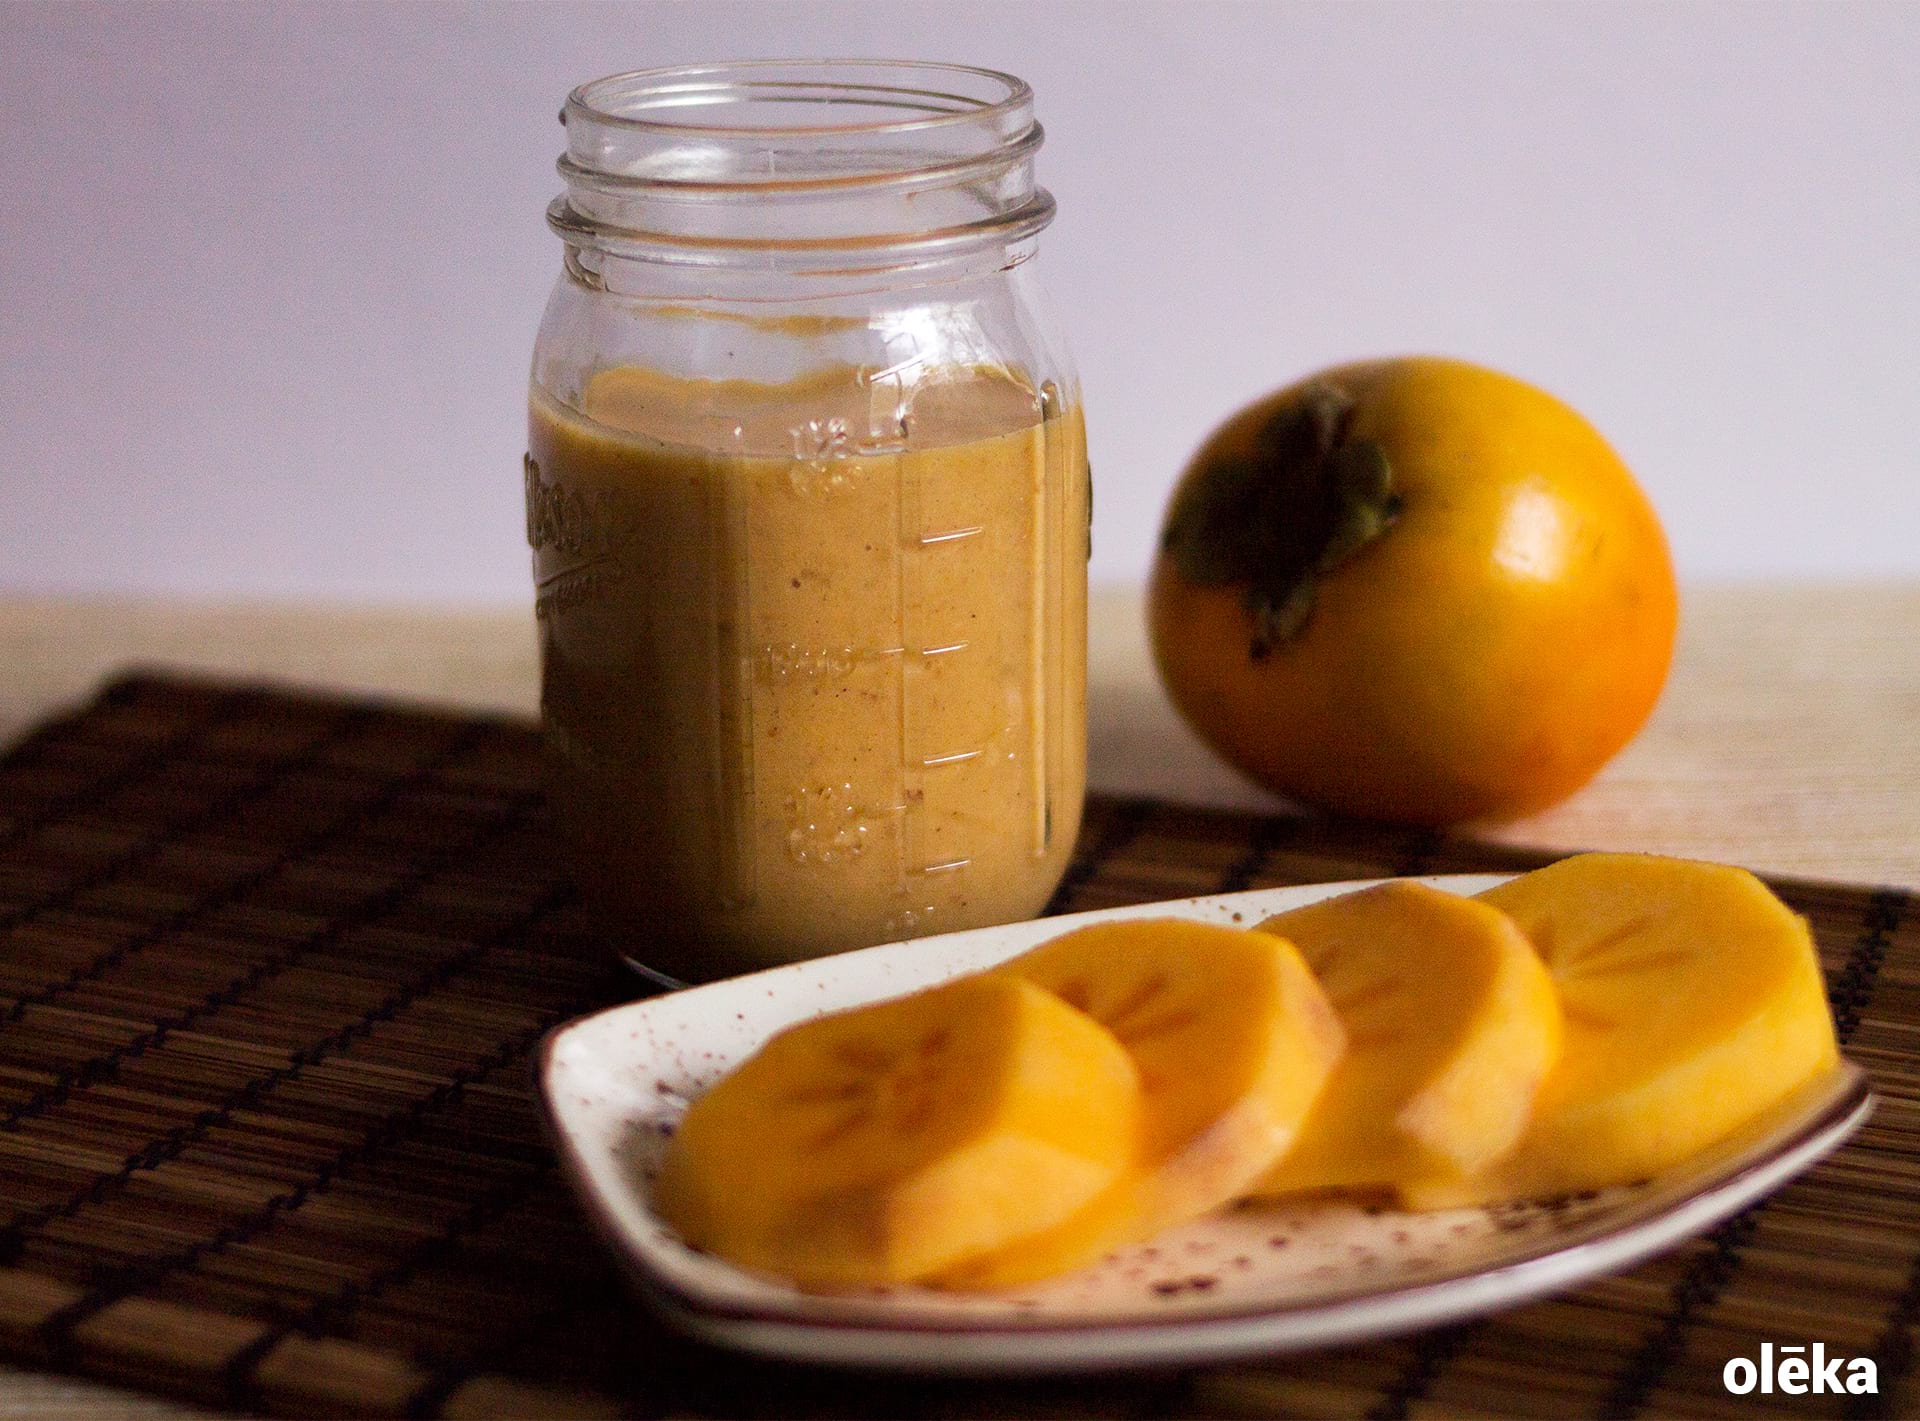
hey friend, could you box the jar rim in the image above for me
[565,59,1033,140]
[554,59,1050,272]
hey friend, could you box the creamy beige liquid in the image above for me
[526,363,1088,978]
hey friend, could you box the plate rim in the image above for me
[534,874,1874,1372]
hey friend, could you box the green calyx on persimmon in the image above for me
[1160,380,1401,658]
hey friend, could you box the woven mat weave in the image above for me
[0,673,1913,1419]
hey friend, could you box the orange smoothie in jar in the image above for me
[526,363,1088,978]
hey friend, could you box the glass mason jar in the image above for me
[527,61,1088,981]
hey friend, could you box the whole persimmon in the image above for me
[1148,357,1677,825]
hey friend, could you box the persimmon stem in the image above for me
[1161,382,1401,659]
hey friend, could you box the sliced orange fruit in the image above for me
[653,973,1140,1287]
[1244,880,1561,1198]
[942,919,1345,1287]
[1403,853,1840,1208]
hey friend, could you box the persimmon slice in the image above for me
[1244,880,1562,1199]
[942,919,1344,1288]
[653,974,1140,1287]
[1403,853,1840,1208]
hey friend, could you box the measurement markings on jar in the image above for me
[749,642,969,683]
[893,439,988,893]
[917,525,984,547]
[715,449,757,910]
[909,659,986,858]
[753,638,982,878]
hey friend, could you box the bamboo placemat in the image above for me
[0,672,1912,1419]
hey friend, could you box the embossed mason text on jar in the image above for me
[528,62,1088,980]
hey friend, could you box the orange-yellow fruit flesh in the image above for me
[653,973,1140,1287]
[1244,881,1561,1197]
[941,920,1345,1288]
[1401,854,1840,1209]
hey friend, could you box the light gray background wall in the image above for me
[3,1,1915,603]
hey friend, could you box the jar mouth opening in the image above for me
[566,59,1032,140]
[554,60,1049,270]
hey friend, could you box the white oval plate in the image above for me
[536,875,1872,1374]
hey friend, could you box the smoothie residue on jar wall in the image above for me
[527,63,1088,980]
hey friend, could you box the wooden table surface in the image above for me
[0,580,1915,1417]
